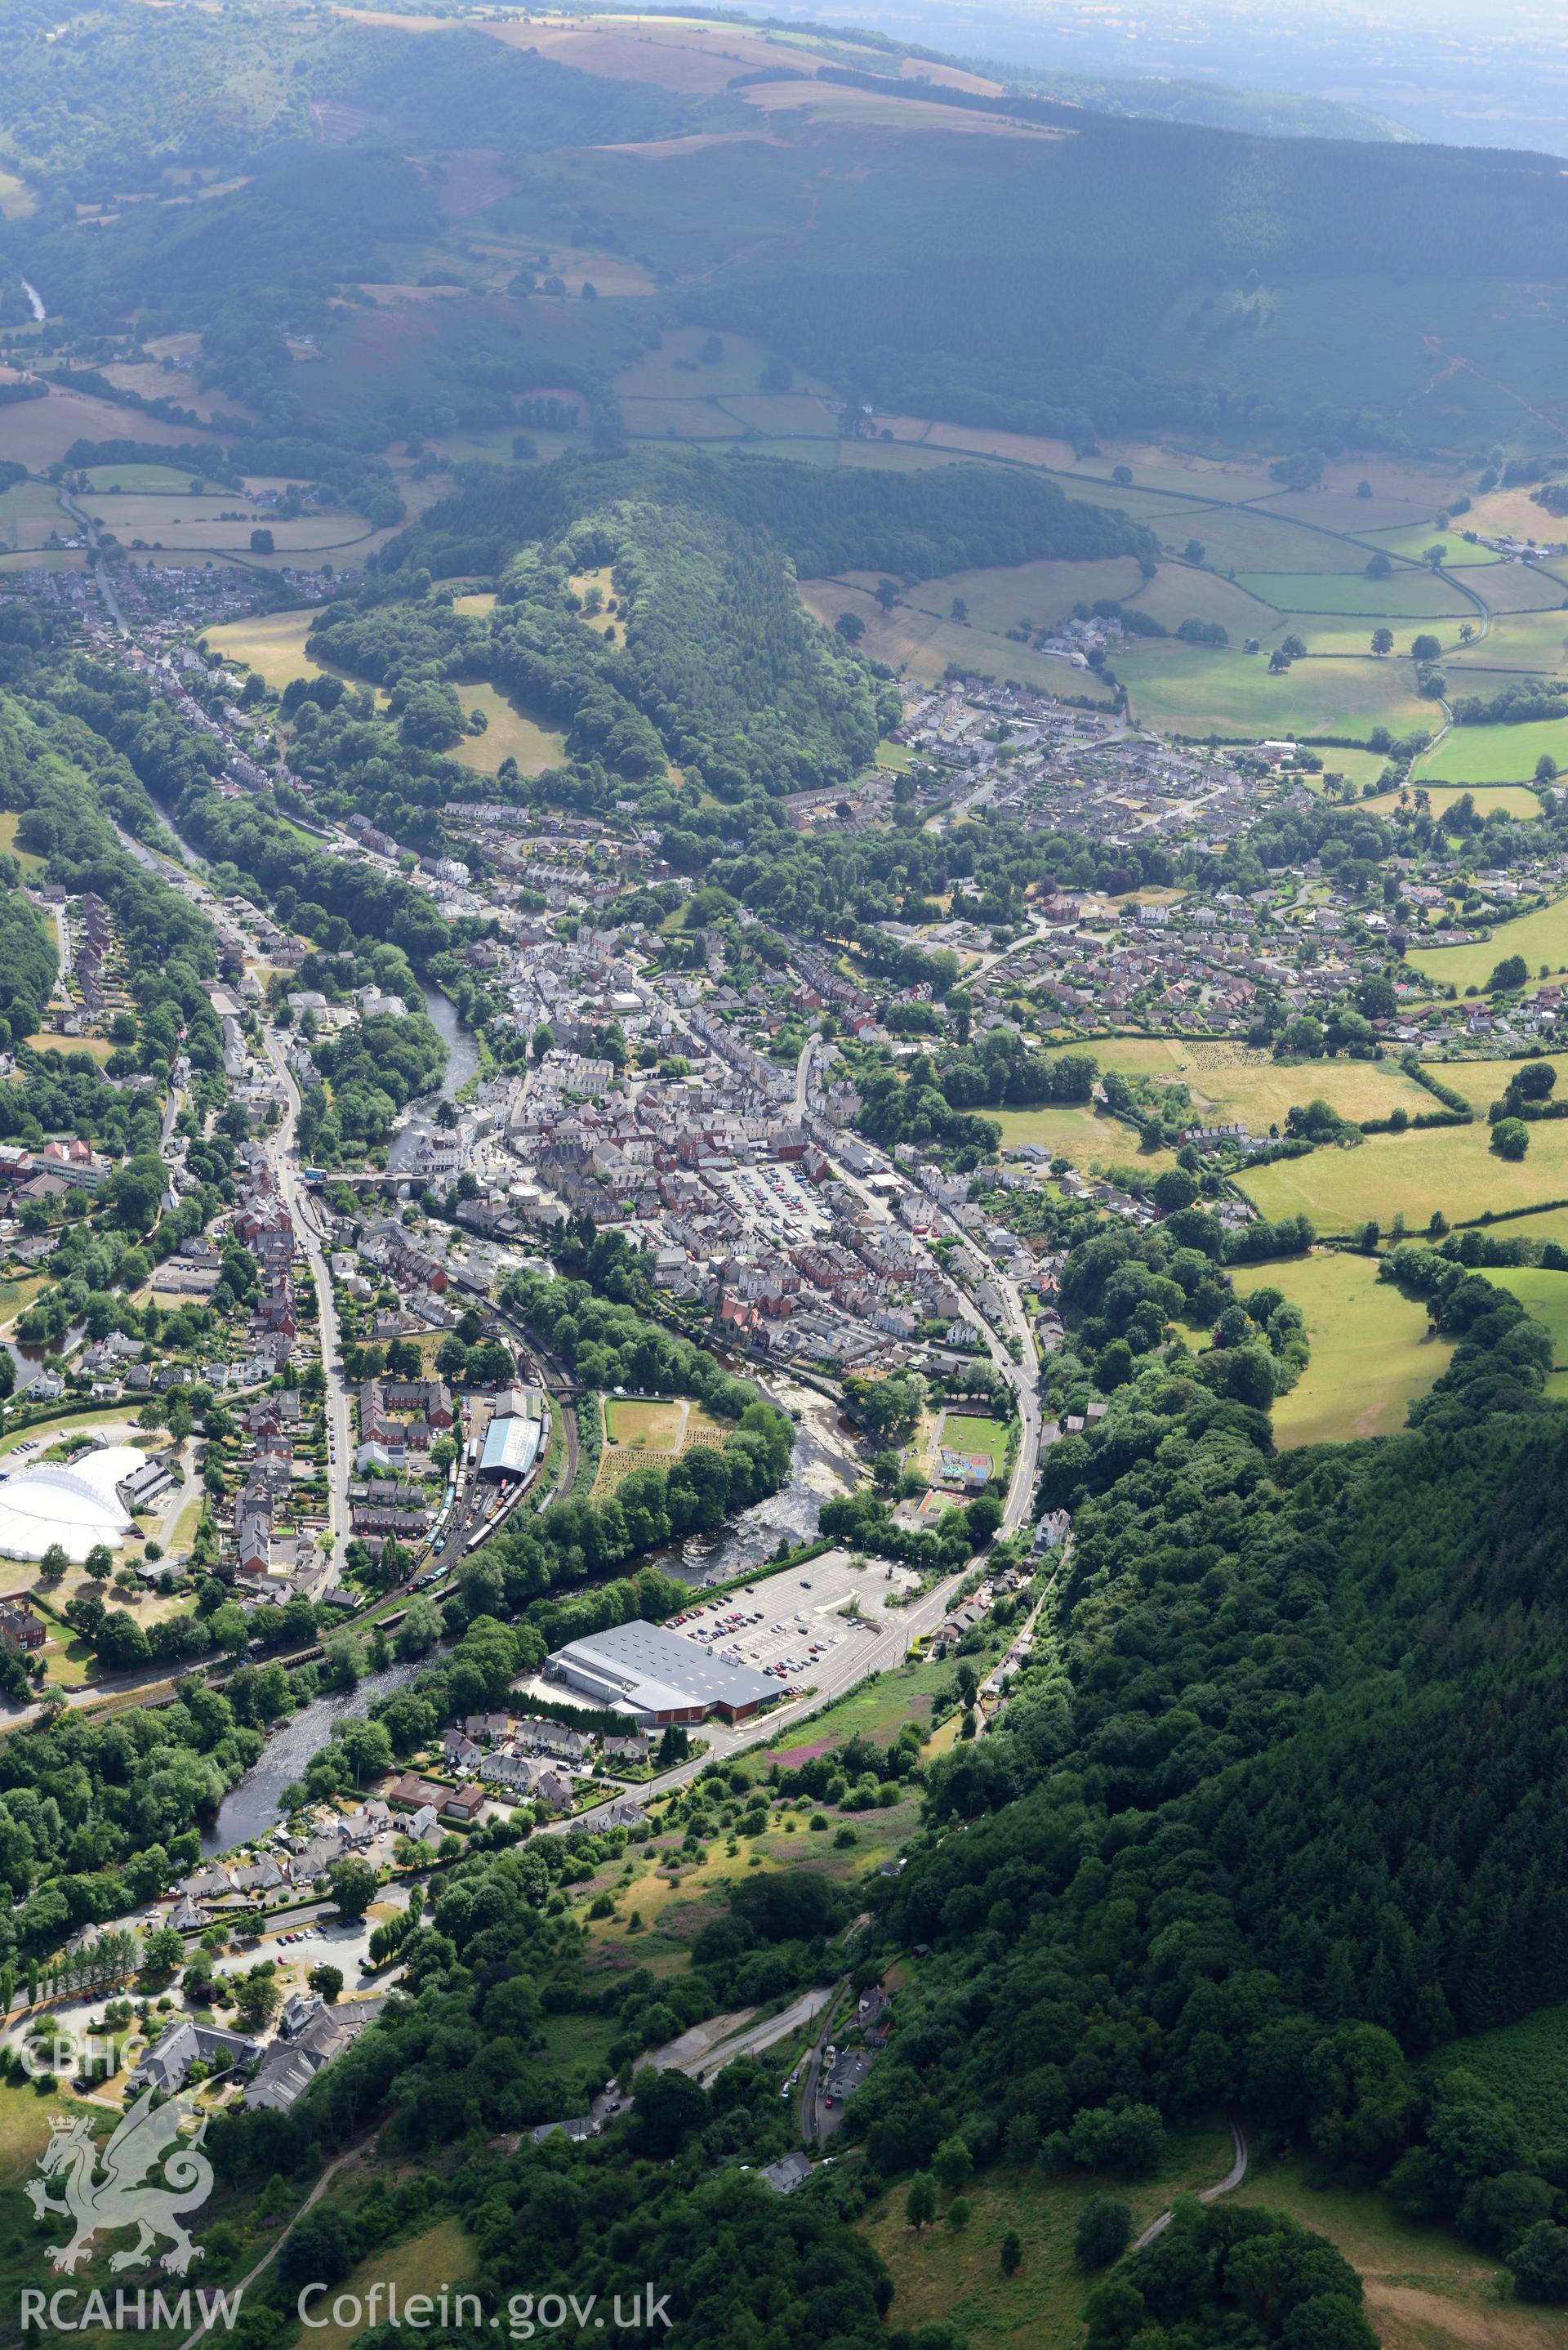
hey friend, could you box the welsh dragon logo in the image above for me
[26,2090,213,2275]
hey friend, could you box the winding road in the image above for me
[1131,2118,1250,2252]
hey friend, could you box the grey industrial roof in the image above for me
[548,1618,777,1715]
[480,1413,542,1478]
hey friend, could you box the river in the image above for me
[201,1657,425,1854]
[386,984,479,1171]
[19,279,44,323]
[671,1375,860,1585]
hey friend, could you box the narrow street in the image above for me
[258,1023,352,1575]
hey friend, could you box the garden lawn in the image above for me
[1417,719,1568,785]
[1258,1252,1452,1446]
[1239,1117,1568,1233]
[1407,898,1568,992]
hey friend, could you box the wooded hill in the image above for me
[340,453,1152,796]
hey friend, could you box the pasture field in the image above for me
[859,2121,1238,2350]
[1469,562,1568,613]
[1175,1053,1431,1130]
[719,393,840,437]
[1447,609,1568,671]
[201,610,321,689]
[1464,487,1568,541]
[0,479,67,551]
[617,395,744,439]
[1417,719,1568,785]
[1168,506,1372,572]
[87,497,362,554]
[1125,563,1281,634]
[989,1100,1174,1166]
[1227,2156,1563,2350]
[1236,569,1471,617]
[1112,642,1426,741]
[1284,618,1469,657]
[797,581,1117,698]
[1409,896,1568,991]
[1239,1116,1568,1233]
[79,463,211,493]
[880,556,1148,632]
[1260,1251,1452,1446]
[1414,1056,1568,1112]
[815,439,973,474]
[1356,524,1500,569]
[0,170,34,220]
[1362,782,1542,820]
[1304,745,1400,791]
[1487,1266,1568,1366]
[0,547,83,573]
[446,682,566,777]
[0,383,216,469]
[938,1412,1009,1474]
[1251,487,1440,533]
[452,591,496,615]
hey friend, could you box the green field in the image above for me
[1236,570,1472,617]
[81,463,214,493]
[1486,1267,1568,1367]
[1471,562,1568,613]
[889,555,1148,634]
[1408,896,1568,992]
[1240,1115,1568,1233]
[1419,1056,1568,1111]
[1449,609,1568,673]
[1357,524,1501,569]
[292,2218,479,2350]
[1417,718,1568,786]
[1123,563,1281,635]
[858,2122,1236,2350]
[1113,643,1426,742]
[202,610,327,689]
[1168,506,1372,572]
[1260,1251,1452,1446]
[1172,1050,1430,1130]
[446,682,566,777]
[1362,783,1542,820]
[938,1411,1009,1474]
[990,1099,1174,1167]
